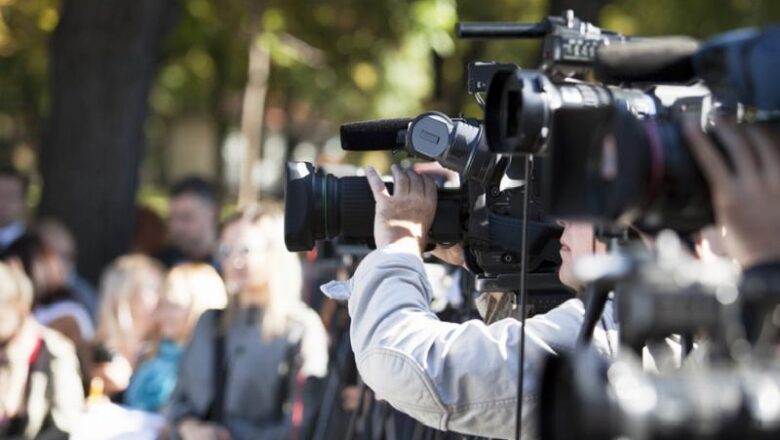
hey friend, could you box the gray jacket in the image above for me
[347,246,621,440]
[166,304,328,440]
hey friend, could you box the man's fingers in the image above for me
[422,174,438,201]
[406,168,424,196]
[683,118,730,191]
[365,166,390,200]
[391,164,409,196]
[713,121,758,179]
[745,125,780,187]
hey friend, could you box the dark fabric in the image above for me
[206,309,226,422]
[166,306,326,440]
[740,261,780,342]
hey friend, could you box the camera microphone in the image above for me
[594,37,699,83]
[339,118,411,151]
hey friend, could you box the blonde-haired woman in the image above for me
[92,254,164,397]
[124,263,227,412]
[0,261,84,438]
[168,203,328,440]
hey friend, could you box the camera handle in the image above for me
[576,225,627,349]
[576,281,613,348]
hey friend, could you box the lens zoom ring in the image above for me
[339,177,376,239]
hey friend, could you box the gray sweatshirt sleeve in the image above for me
[348,247,615,439]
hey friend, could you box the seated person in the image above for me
[92,254,164,398]
[124,263,227,412]
[37,219,99,321]
[0,261,84,439]
[1,232,94,382]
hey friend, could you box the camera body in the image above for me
[485,26,779,233]
[284,113,566,300]
[537,232,780,440]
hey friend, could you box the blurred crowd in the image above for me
[0,169,330,440]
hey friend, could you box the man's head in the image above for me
[168,176,220,259]
[0,168,27,229]
[558,221,607,290]
[37,219,77,276]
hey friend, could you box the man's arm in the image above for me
[348,165,615,438]
[348,246,615,438]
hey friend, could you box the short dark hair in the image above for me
[0,167,29,195]
[170,176,219,206]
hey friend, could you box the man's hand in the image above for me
[365,165,437,256]
[90,355,132,396]
[431,244,467,268]
[684,118,780,268]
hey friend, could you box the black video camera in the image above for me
[284,112,567,302]
[548,25,780,233]
[464,10,780,233]
[538,232,780,440]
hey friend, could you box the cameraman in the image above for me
[345,120,780,439]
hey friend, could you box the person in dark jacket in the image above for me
[0,261,84,440]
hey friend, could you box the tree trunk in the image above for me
[39,0,179,283]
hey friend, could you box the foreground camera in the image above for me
[541,350,780,440]
[545,25,780,233]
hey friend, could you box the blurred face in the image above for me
[41,231,76,275]
[558,221,606,290]
[168,194,217,258]
[130,282,160,337]
[218,221,269,298]
[156,298,191,342]
[30,250,69,299]
[0,176,25,228]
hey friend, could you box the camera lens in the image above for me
[285,162,377,252]
[545,103,714,233]
[595,106,713,233]
[485,69,553,155]
[285,161,464,252]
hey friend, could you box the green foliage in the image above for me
[0,0,60,152]
[2,0,779,173]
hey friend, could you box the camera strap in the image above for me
[206,309,227,423]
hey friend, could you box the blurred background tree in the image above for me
[0,0,778,279]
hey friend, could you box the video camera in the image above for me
[284,111,567,301]
[458,11,780,440]
[539,233,780,440]
[467,14,780,232]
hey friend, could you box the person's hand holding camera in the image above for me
[684,118,780,268]
[365,164,437,256]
